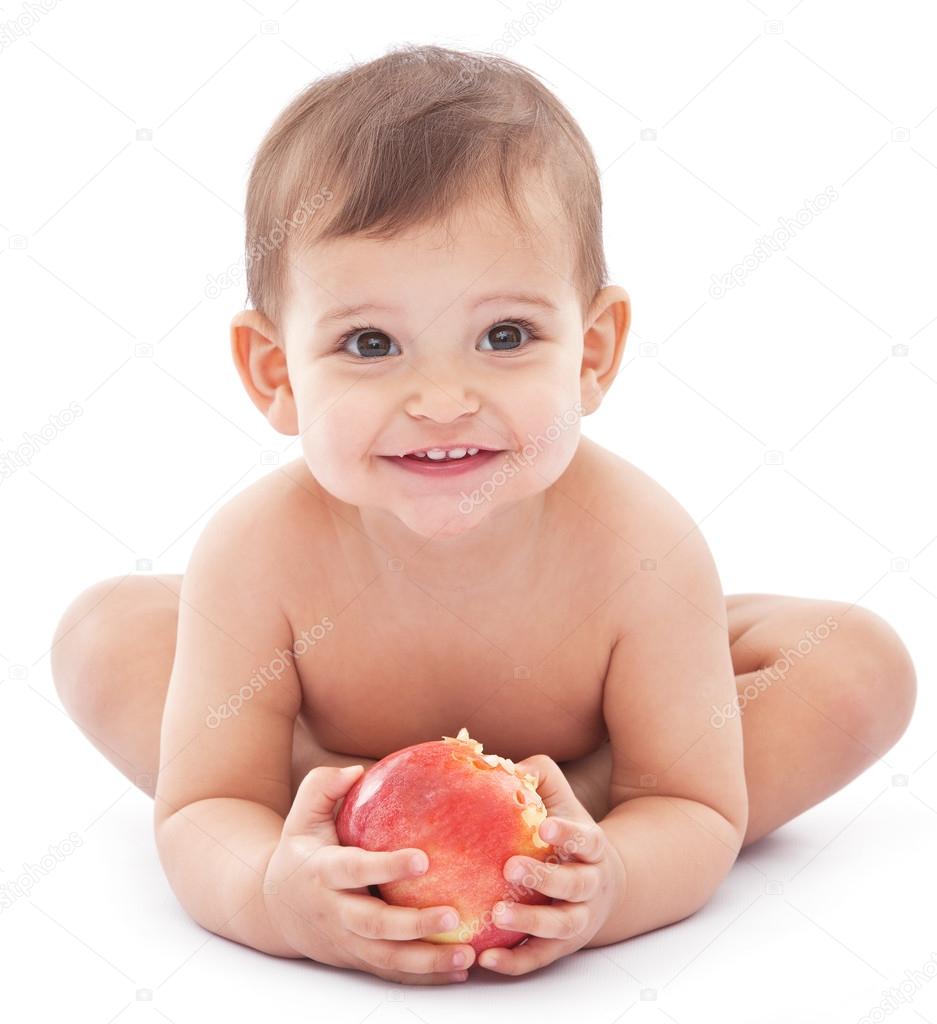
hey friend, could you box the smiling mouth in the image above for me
[381,448,504,473]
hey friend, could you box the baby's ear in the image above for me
[230,309,298,435]
[580,286,631,414]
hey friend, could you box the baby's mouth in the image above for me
[403,447,483,463]
[382,447,504,472]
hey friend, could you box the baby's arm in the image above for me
[152,499,476,982]
[153,500,304,956]
[587,492,749,947]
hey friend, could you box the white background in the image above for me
[2,1,936,1022]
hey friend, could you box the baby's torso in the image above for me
[271,441,645,764]
[289,565,616,764]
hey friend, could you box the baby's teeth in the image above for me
[413,451,427,458]
[447,448,467,459]
[426,448,447,460]
[467,447,479,455]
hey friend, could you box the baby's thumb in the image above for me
[514,754,590,823]
[282,764,364,839]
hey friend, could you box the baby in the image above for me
[51,44,916,985]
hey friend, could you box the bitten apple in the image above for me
[335,727,555,953]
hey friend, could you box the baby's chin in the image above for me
[307,465,499,539]
[392,498,497,540]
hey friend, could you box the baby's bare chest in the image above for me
[288,570,623,764]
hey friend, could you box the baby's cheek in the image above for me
[297,397,355,461]
[295,424,361,500]
[515,401,582,478]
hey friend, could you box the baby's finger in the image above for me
[353,935,476,977]
[536,816,607,863]
[315,845,430,890]
[504,858,601,902]
[283,764,365,839]
[492,898,591,941]
[342,893,462,941]
[477,935,567,976]
[513,754,590,822]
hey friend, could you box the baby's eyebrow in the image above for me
[317,291,559,325]
[317,302,396,325]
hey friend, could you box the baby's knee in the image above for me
[51,575,174,721]
[825,606,916,753]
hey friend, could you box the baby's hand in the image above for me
[263,764,477,984]
[478,753,625,976]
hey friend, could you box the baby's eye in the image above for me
[477,321,534,352]
[340,329,400,358]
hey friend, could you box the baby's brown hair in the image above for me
[243,43,607,327]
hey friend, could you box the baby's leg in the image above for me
[52,575,183,794]
[50,575,368,798]
[560,594,916,847]
[726,593,915,846]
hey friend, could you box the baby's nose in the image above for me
[402,372,481,420]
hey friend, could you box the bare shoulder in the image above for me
[571,438,726,641]
[568,436,701,552]
[185,457,336,585]
[207,455,327,518]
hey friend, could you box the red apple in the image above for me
[335,727,555,953]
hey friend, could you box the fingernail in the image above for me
[440,911,459,930]
[452,951,468,967]
[494,906,514,925]
[410,854,428,874]
[505,864,524,882]
[541,820,558,841]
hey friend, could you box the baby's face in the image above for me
[280,186,589,539]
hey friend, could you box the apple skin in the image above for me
[335,728,555,954]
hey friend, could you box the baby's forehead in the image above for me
[289,192,577,314]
